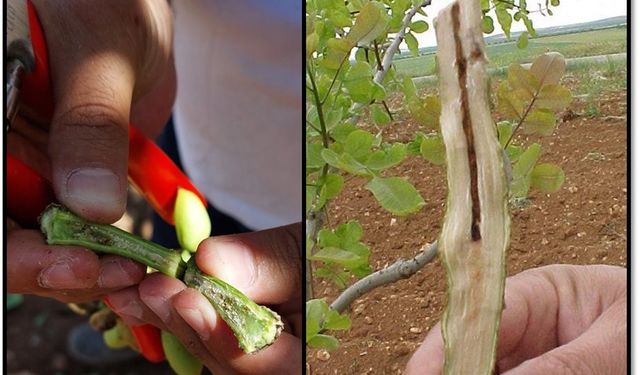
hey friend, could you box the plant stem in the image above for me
[40,205,283,354]
[307,61,329,148]
[41,205,186,278]
[436,0,510,373]
[330,241,438,313]
[184,258,283,353]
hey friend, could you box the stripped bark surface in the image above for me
[435,0,510,373]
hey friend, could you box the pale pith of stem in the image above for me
[435,0,510,373]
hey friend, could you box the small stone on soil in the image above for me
[316,350,331,361]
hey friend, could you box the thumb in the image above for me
[504,296,627,375]
[195,223,302,305]
[33,1,173,223]
[48,54,131,222]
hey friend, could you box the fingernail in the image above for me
[38,261,87,289]
[98,259,139,288]
[66,168,122,206]
[176,307,210,340]
[208,240,256,290]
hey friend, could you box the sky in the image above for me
[411,0,627,48]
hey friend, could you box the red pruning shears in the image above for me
[7,0,206,363]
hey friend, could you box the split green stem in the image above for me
[40,205,283,354]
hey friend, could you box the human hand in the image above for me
[25,0,175,222]
[406,264,626,374]
[107,223,303,374]
[7,0,174,302]
[7,114,147,303]
[7,219,147,304]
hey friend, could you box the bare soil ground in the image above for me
[307,89,627,374]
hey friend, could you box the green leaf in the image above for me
[409,20,429,33]
[307,33,319,57]
[530,163,565,192]
[324,310,352,330]
[420,135,446,165]
[402,75,417,99]
[355,47,369,63]
[530,52,566,87]
[497,81,525,119]
[482,16,495,34]
[371,106,391,126]
[372,81,387,101]
[522,108,556,136]
[314,267,348,289]
[321,38,352,70]
[307,143,326,169]
[335,221,364,245]
[317,229,340,249]
[347,1,389,47]
[497,121,514,148]
[407,132,427,155]
[535,84,572,111]
[316,221,371,280]
[324,108,344,131]
[344,61,375,103]
[516,31,529,49]
[328,7,353,28]
[495,7,513,39]
[481,0,491,11]
[366,143,407,171]
[344,129,374,159]
[521,14,537,37]
[321,148,372,176]
[318,173,344,208]
[404,32,419,57]
[331,124,358,143]
[308,334,340,350]
[306,299,325,340]
[511,143,541,198]
[507,63,540,98]
[365,176,425,216]
[409,95,441,129]
[550,0,559,5]
[506,144,524,161]
[310,247,363,268]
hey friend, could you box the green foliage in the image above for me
[402,76,440,129]
[420,134,446,166]
[530,163,565,192]
[365,176,426,216]
[483,0,561,46]
[510,143,541,198]
[496,52,571,196]
[517,32,529,49]
[310,221,372,287]
[306,299,351,350]
[371,105,391,126]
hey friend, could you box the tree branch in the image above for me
[373,0,431,84]
[348,0,431,123]
[306,209,326,300]
[330,241,438,313]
